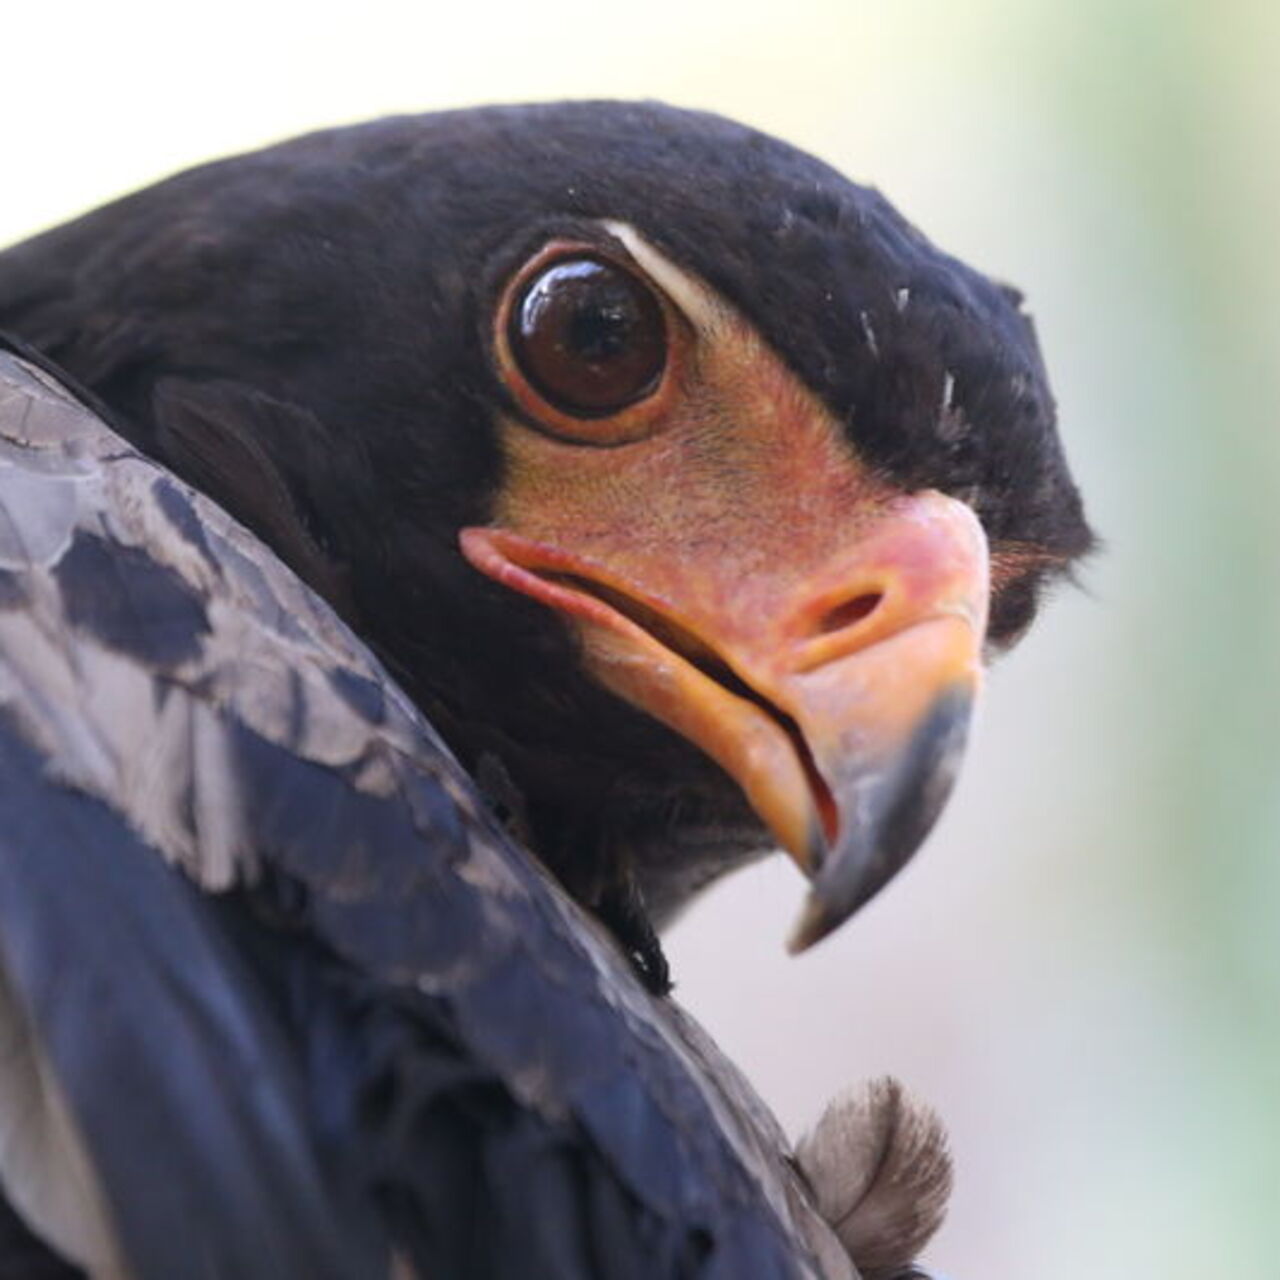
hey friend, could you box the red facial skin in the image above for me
[463,227,989,948]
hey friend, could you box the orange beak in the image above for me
[461,487,988,951]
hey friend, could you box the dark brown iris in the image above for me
[509,257,667,416]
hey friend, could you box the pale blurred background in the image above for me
[4,2,1277,1276]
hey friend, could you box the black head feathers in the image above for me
[0,101,1093,925]
[0,101,1091,566]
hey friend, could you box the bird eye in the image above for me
[507,256,667,417]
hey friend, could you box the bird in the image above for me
[0,101,1093,1278]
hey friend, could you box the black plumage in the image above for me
[0,102,1092,1277]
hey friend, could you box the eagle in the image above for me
[0,102,1092,1278]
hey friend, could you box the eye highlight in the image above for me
[507,255,667,418]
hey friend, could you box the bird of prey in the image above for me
[0,102,1092,1278]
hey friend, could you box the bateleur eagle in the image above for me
[0,101,1092,1278]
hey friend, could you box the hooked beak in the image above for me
[785,677,975,953]
[461,487,988,951]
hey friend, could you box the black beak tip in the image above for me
[787,684,975,954]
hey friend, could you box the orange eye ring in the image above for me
[493,240,688,445]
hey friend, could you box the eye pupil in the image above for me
[510,256,666,416]
[569,304,628,362]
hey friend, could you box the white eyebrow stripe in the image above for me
[599,219,729,337]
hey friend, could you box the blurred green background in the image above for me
[4,2,1277,1275]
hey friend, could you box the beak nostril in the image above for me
[817,591,883,636]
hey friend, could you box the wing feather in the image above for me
[0,339,852,1278]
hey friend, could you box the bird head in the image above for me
[0,102,1093,950]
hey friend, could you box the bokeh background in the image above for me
[4,3,1277,1275]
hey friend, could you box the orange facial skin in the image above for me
[463,224,990,950]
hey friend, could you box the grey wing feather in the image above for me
[0,345,877,1278]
